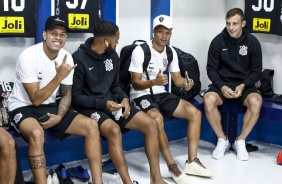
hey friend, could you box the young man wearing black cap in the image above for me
[129,14,213,183]
[7,16,103,184]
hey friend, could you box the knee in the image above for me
[107,126,122,141]
[27,129,45,146]
[85,119,100,135]
[203,93,218,111]
[248,97,262,113]
[154,116,165,131]
[0,134,16,155]
[144,118,158,135]
[189,108,202,123]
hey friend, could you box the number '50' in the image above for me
[3,0,88,12]
[252,0,274,12]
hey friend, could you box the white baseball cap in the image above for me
[153,14,173,30]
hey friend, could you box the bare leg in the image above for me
[238,93,262,140]
[65,114,102,184]
[100,119,132,184]
[126,111,167,184]
[203,92,226,140]
[0,128,17,184]
[20,118,47,184]
[147,109,175,166]
[173,99,201,162]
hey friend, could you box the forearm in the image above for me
[29,76,62,106]
[174,78,185,88]
[132,79,157,91]
[57,85,72,118]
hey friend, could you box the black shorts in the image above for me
[132,92,180,118]
[205,83,261,105]
[77,103,139,134]
[8,103,78,140]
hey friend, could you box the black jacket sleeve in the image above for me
[207,38,226,89]
[110,57,128,102]
[72,58,107,111]
[243,36,262,87]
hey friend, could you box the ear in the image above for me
[43,31,47,40]
[242,20,246,28]
[105,40,109,47]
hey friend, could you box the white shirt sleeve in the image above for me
[168,46,180,73]
[129,46,145,74]
[17,51,39,84]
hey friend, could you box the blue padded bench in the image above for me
[11,94,282,171]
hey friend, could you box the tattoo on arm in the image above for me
[58,84,72,118]
[28,154,46,169]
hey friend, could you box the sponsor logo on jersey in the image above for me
[68,14,89,29]
[0,17,24,33]
[253,18,271,32]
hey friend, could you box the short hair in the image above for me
[225,8,244,21]
[93,20,119,38]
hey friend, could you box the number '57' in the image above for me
[3,0,88,12]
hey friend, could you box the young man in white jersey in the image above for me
[7,16,103,184]
[129,15,213,183]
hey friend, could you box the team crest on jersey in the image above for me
[104,59,113,71]
[13,112,23,124]
[163,58,168,68]
[140,99,150,109]
[239,45,248,56]
[90,112,100,121]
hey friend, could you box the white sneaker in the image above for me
[168,163,190,184]
[184,158,213,177]
[212,138,231,160]
[52,173,60,184]
[47,175,52,184]
[232,140,249,161]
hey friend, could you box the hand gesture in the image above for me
[184,71,194,91]
[120,98,131,119]
[106,101,122,112]
[233,84,245,98]
[40,113,61,129]
[154,69,168,86]
[220,86,235,99]
[55,54,77,81]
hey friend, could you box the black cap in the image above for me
[45,16,70,32]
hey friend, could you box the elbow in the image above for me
[132,83,140,90]
[31,100,41,107]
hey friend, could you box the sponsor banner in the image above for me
[53,0,100,33]
[0,0,35,37]
[245,0,282,36]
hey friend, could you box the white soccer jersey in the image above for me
[8,42,74,111]
[128,41,180,100]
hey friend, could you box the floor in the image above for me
[23,138,282,184]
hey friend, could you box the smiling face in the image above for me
[152,25,172,47]
[43,25,67,59]
[225,14,246,39]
